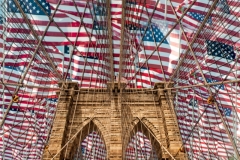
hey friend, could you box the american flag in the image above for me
[125,0,184,26]
[73,131,107,160]
[0,0,240,159]
[125,132,158,160]
[0,0,60,158]
[73,131,158,160]
[47,0,111,88]
[0,97,56,159]
[61,54,110,88]
[125,23,183,88]
[177,75,240,159]
[176,88,239,159]
[58,21,111,88]
[46,0,106,23]
[174,0,240,158]
[7,0,95,46]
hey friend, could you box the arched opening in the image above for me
[67,121,107,160]
[124,120,162,160]
[74,131,107,160]
[125,131,158,160]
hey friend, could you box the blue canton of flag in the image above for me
[28,109,35,114]
[206,78,224,90]
[140,24,169,44]
[93,21,105,30]
[187,12,212,24]
[8,0,51,16]
[206,40,236,60]
[216,0,230,14]
[46,98,58,102]
[93,4,106,16]
[64,46,70,54]
[5,66,24,72]
[189,98,198,108]
[135,65,148,70]
[10,107,19,112]
[66,77,72,80]
[126,24,139,31]
[0,17,4,24]
[86,56,98,60]
[81,147,85,154]
[220,107,232,117]
[126,1,137,5]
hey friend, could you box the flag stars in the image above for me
[222,108,231,116]
[93,5,105,16]
[9,0,51,15]
[141,24,168,44]
[206,78,224,90]
[188,12,212,24]
[207,40,235,60]
[189,98,198,107]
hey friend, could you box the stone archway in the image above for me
[43,82,186,160]
[67,120,108,160]
[124,118,162,160]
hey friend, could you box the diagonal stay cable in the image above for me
[127,0,198,83]
[34,0,107,81]
[165,0,217,88]
[168,0,240,157]
[0,6,59,78]
[120,93,176,159]
[118,0,126,88]
[166,1,240,158]
[106,0,114,83]
[41,0,110,88]
[78,0,108,88]
[34,0,88,83]
[61,0,88,81]
[12,0,63,80]
[0,0,64,128]
[137,117,176,160]
[51,93,113,159]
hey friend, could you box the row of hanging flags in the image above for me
[0,0,239,159]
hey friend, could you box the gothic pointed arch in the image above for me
[124,118,162,159]
[67,120,108,160]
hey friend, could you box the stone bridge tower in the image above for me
[43,82,187,160]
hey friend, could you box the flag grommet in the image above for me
[12,95,19,103]
[207,95,215,105]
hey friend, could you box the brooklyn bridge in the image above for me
[0,0,239,159]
